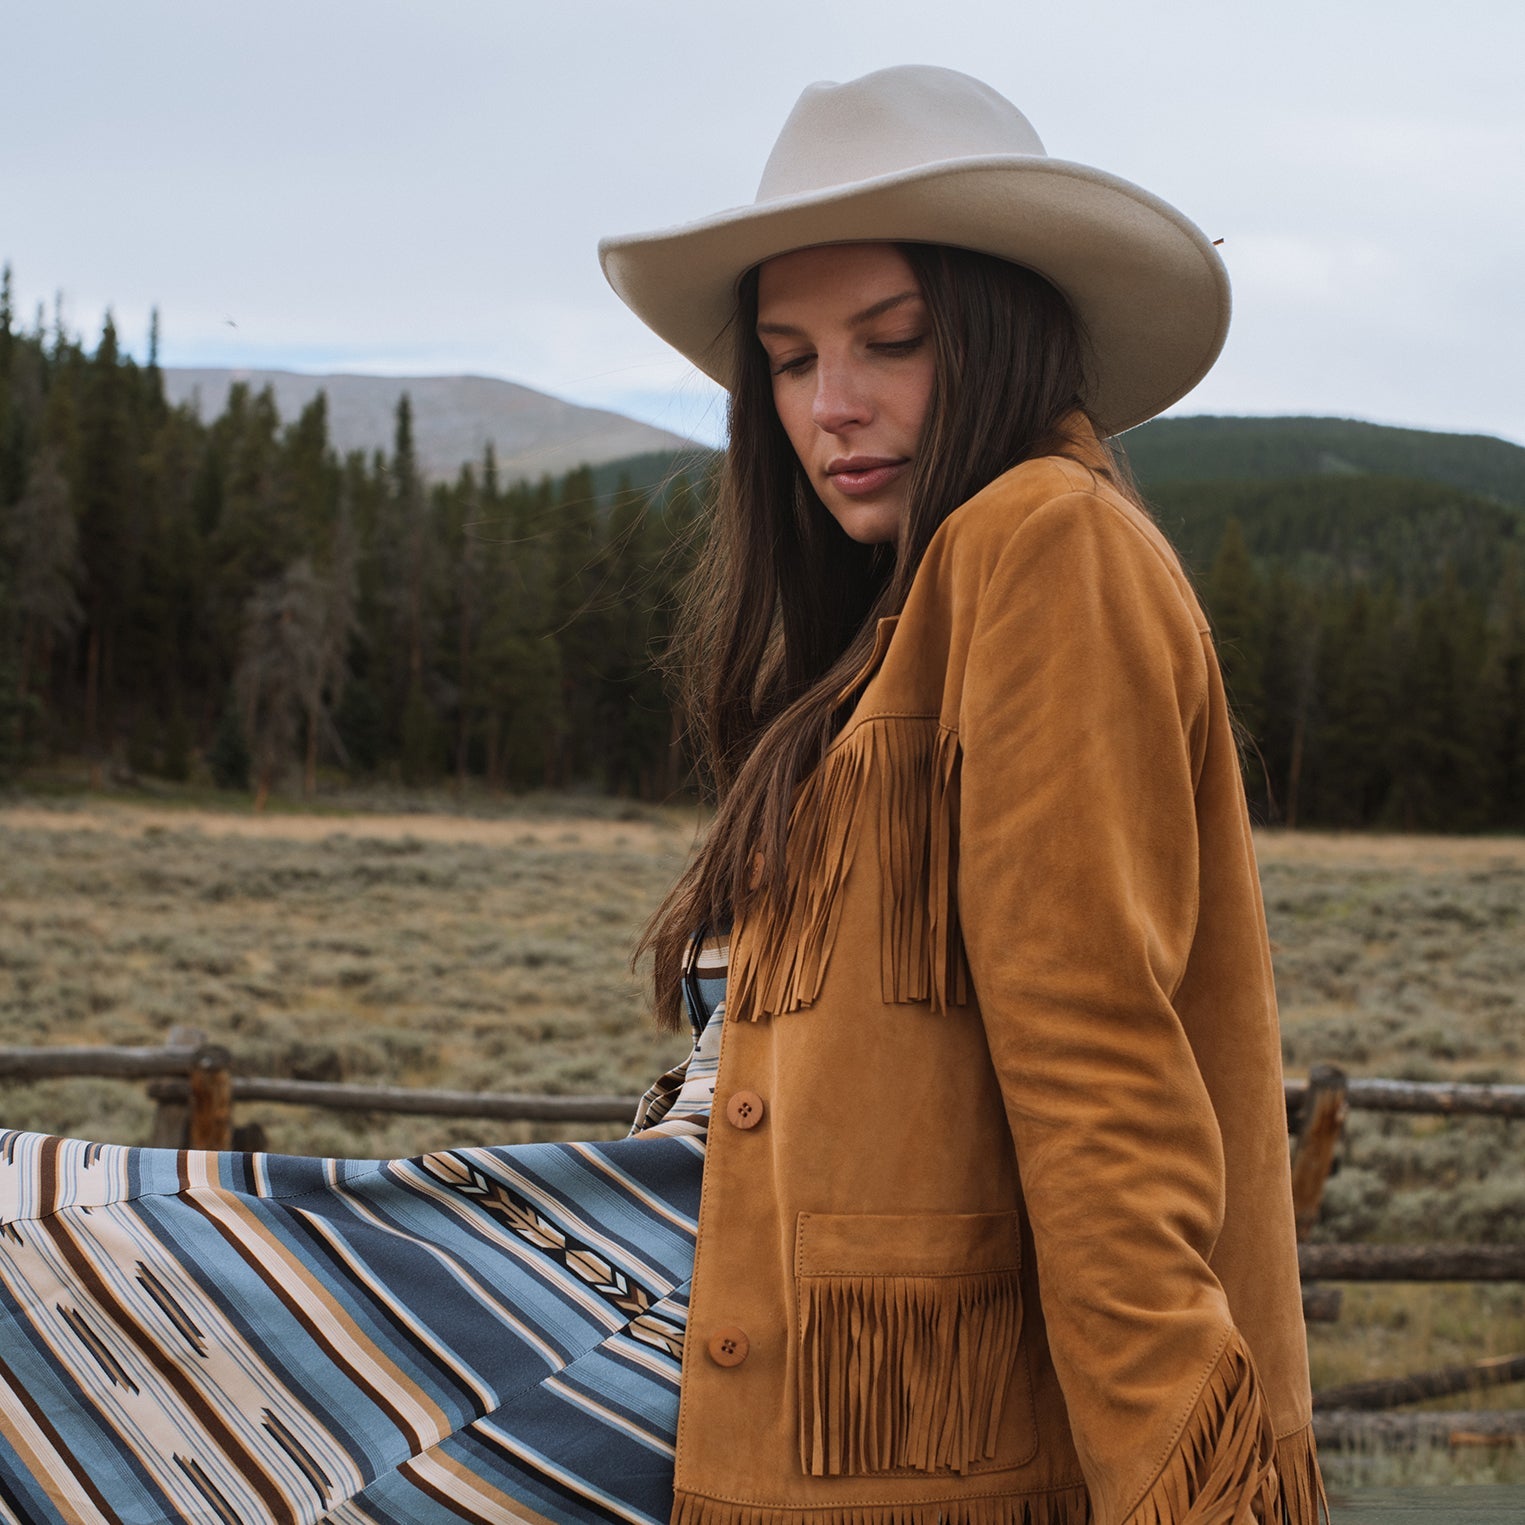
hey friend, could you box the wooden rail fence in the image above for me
[5,1036,1523,1447]
[7,1035,1523,1147]
[0,1029,637,1148]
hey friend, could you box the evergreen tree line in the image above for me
[1200,517,1525,832]
[0,270,704,799]
[2,269,1522,830]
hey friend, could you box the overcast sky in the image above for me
[4,0,1521,448]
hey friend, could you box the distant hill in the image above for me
[1113,417,1525,595]
[591,415,1525,600]
[1121,415,1525,508]
[597,416,1525,514]
[162,367,692,484]
[1147,474,1524,593]
[588,448,716,504]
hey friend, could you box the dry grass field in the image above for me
[1257,831,1525,1485]
[2,799,1523,1484]
[0,799,698,1154]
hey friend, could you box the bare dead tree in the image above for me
[236,558,353,806]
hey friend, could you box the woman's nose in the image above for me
[811,361,871,433]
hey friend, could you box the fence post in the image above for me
[1291,1062,1348,1240]
[149,1025,204,1147]
[187,1044,234,1151]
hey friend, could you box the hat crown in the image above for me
[755,65,1047,204]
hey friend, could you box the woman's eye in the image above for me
[770,353,813,376]
[872,334,926,356]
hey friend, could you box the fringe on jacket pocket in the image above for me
[795,1210,1031,1478]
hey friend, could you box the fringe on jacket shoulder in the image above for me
[728,716,968,1024]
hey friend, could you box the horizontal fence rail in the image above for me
[147,1076,639,1124]
[1299,1244,1525,1283]
[1313,1409,1525,1450]
[1313,1354,1525,1412]
[0,1044,205,1080]
[1285,1075,1525,1120]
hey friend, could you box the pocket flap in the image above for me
[796,1210,1022,1279]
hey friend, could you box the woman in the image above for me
[0,66,1321,1525]
[602,64,1324,1525]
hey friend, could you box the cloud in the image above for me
[4,0,1521,446]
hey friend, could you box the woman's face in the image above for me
[755,243,935,546]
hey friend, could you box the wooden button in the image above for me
[707,1326,749,1368]
[725,1090,765,1130]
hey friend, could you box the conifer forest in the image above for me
[1,272,1522,833]
[0,275,704,805]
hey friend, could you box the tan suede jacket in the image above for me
[670,419,1325,1525]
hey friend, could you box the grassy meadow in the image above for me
[0,798,698,1154]
[2,798,1523,1484]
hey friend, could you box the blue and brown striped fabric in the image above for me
[0,940,729,1525]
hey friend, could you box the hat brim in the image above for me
[599,155,1229,437]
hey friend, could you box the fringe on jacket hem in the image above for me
[670,1484,1091,1525]
[729,718,968,1023]
[1121,1332,1328,1525]
[670,1409,1325,1525]
[797,1270,1023,1476]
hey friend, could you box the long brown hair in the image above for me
[639,243,1128,1027]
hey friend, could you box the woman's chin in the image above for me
[822,493,905,547]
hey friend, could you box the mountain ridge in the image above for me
[1119,414,1525,507]
[161,366,691,484]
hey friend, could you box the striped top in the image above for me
[629,931,729,1137]
[0,939,729,1525]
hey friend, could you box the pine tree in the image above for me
[545,465,609,785]
[1201,518,1268,813]
[1480,550,1525,828]
[0,561,32,784]
[137,403,209,767]
[1307,585,1398,826]
[1385,570,1490,830]
[142,307,167,429]
[477,478,562,789]
[76,313,140,773]
[1257,569,1320,827]
[1203,519,1264,731]
[440,457,490,787]
[279,392,339,556]
[0,264,13,379]
[9,435,82,712]
[0,264,15,506]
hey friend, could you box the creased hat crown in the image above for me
[756,66,1047,202]
[599,64,1230,435]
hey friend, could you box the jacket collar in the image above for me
[830,413,1113,713]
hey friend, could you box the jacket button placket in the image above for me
[708,1087,765,1370]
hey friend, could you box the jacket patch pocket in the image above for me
[794,1210,1033,1478]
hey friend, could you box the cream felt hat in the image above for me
[599,65,1229,436]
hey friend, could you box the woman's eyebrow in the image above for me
[756,290,922,337]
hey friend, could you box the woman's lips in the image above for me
[825,459,909,496]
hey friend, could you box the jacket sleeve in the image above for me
[955,490,1279,1524]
